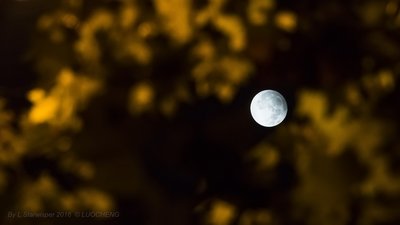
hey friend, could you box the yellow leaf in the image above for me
[275,11,297,32]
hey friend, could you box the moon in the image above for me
[250,90,288,127]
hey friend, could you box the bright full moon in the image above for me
[250,90,288,127]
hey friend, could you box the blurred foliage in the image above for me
[1,0,400,225]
